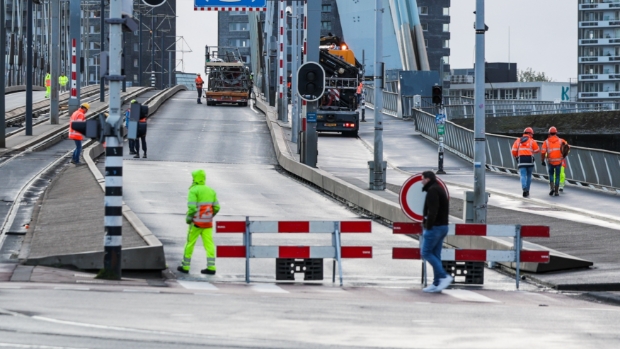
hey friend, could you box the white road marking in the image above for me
[53,287,90,291]
[122,289,160,293]
[0,343,89,349]
[252,283,289,293]
[0,285,21,289]
[176,280,219,291]
[441,289,501,303]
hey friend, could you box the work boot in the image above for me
[133,154,140,159]
[176,266,189,274]
[559,187,564,193]
[549,183,554,196]
[197,99,202,104]
[129,151,136,155]
[554,185,560,196]
[523,190,529,198]
[143,153,147,159]
[201,269,216,275]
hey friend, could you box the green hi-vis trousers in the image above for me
[180,224,216,271]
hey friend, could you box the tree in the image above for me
[518,67,554,82]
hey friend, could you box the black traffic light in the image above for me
[432,85,443,105]
[128,102,149,139]
[297,62,325,102]
[142,0,167,7]
[71,114,106,143]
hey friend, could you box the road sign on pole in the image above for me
[194,0,267,10]
[436,112,446,174]
[399,174,449,222]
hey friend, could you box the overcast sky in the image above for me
[177,0,578,82]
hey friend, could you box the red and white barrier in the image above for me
[391,222,551,289]
[70,39,77,99]
[216,219,373,285]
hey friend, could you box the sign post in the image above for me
[436,112,446,174]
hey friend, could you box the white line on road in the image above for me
[53,287,90,291]
[122,289,160,293]
[0,343,89,349]
[442,289,501,303]
[252,283,289,294]
[177,280,219,291]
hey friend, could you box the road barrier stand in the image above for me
[216,218,373,286]
[391,222,550,289]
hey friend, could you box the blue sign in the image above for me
[307,112,317,123]
[435,114,446,125]
[194,0,267,8]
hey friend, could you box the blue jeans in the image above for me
[421,225,449,286]
[73,140,82,163]
[519,166,534,191]
[547,164,561,187]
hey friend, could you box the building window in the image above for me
[442,56,450,65]
[229,11,247,16]
[425,39,428,48]
[443,40,450,48]
[230,39,250,47]
[134,43,138,52]
[421,23,428,31]
[229,22,249,31]
[419,6,428,15]
[443,7,450,16]
[504,89,514,99]
[443,23,450,32]
[521,89,535,100]
[321,21,332,30]
[134,74,138,82]
[322,4,332,12]
[89,73,94,82]
[133,59,138,68]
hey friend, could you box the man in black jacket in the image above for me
[420,171,453,293]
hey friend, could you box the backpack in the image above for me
[560,141,570,158]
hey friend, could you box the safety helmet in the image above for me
[548,126,557,134]
[131,99,137,104]
[80,102,90,110]
[104,112,109,118]
[524,127,534,134]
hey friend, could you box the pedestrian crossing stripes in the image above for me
[441,289,501,303]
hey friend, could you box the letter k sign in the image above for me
[562,87,570,101]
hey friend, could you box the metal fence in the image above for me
[412,108,620,192]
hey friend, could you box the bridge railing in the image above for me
[412,107,620,192]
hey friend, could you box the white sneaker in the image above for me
[436,275,453,291]
[422,284,440,293]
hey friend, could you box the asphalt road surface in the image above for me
[2,92,620,348]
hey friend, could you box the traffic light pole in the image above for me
[0,0,5,147]
[437,105,446,174]
[290,2,299,143]
[97,0,125,280]
[25,0,33,136]
[473,0,487,223]
[369,0,385,191]
[301,0,320,168]
[100,0,105,102]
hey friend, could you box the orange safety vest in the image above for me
[68,109,86,141]
[541,135,568,166]
[45,77,51,87]
[511,134,540,167]
[356,83,363,94]
[195,77,204,89]
[190,201,218,228]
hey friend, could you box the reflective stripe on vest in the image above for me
[189,201,219,228]
[543,139,564,164]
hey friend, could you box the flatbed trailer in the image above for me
[204,46,251,106]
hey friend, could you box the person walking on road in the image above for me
[511,127,540,198]
[177,170,220,275]
[420,171,453,293]
[44,72,52,98]
[559,159,567,192]
[68,103,89,165]
[195,73,204,104]
[133,111,147,159]
[59,73,69,93]
[125,100,137,155]
[541,126,570,197]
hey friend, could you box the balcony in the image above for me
[579,2,620,11]
[578,20,620,28]
[579,55,620,62]
[579,91,620,99]
[579,37,620,45]
[579,73,620,80]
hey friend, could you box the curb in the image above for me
[5,85,46,94]
[583,292,620,306]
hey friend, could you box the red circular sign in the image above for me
[399,174,449,222]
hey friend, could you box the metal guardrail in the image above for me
[383,91,398,117]
[412,108,620,192]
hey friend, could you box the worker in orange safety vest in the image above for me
[68,103,90,165]
[541,126,570,197]
[195,74,204,104]
[511,127,540,198]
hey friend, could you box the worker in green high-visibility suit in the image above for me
[58,73,69,93]
[44,73,51,98]
[177,169,220,275]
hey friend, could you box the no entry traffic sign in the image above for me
[399,174,449,222]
